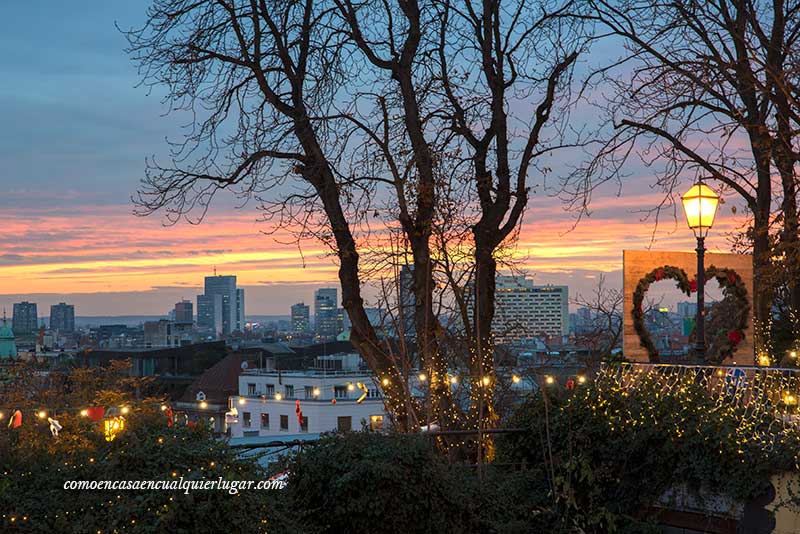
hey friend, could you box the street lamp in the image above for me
[681,180,720,359]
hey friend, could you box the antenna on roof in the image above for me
[2,307,5,324]
[214,265,217,276]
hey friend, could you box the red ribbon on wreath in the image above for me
[689,279,698,293]
[655,268,664,281]
[728,271,737,284]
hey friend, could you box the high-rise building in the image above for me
[291,302,310,333]
[197,275,245,336]
[12,301,38,335]
[469,276,568,341]
[49,302,75,333]
[399,265,416,337]
[314,288,339,336]
[197,294,224,336]
[677,301,698,318]
[174,300,194,325]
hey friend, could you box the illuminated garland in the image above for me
[587,363,800,469]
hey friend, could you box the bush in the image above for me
[283,432,472,534]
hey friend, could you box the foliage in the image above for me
[282,432,469,534]
[0,406,292,533]
[498,368,797,532]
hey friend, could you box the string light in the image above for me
[481,376,490,386]
[577,375,586,384]
[120,406,130,415]
[37,411,46,419]
[545,376,554,385]
[511,375,520,384]
[450,376,458,385]
[381,378,389,386]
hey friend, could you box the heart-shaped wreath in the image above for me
[631,265,749,364]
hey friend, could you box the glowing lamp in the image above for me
[511,375,520,384]
[681,182,719,238]
[418,373,427,382]
[275,393,283,401]
[238,398,246,405]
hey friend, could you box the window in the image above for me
[337,416,352,432]
[243,412,251,428]
[265,384,275,396]
[304,386,316,399]
[334,386,348,399]
[260,413,269,429]
[280,415,289,431]
[284,385,295,399]
[300,416,308,432]
[247,383,256,396]
[370,415,383,431]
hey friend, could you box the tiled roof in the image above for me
[180,352,249,403]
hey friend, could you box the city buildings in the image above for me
[49,302,75,333]
[174,300,193,325]
[314,288,340,337]
[228,352,387,438]
[197,275,245,337]
[469,276,569,342]
[291,302,310,333]
[12,301,38,334]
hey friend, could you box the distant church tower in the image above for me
[0,309,17,359]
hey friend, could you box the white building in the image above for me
[227,366,388,438]
[469,276,569,342]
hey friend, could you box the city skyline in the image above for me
[0,2,749,316]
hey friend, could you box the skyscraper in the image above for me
[198,275,245,336]
[314,288,339,336]
[399,264,416,337]
[174,300,194,325]
[49,302,75,333]
[197,294,223,337]
[12,301,38,334]
[291,302,310,333]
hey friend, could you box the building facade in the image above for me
[314,288,340,337]
[291,302,310,333]
[12,301,38,334]
[197,293,223,336]
[469,276,569,341]
[49,302,75,333]
[174,300,193,325]
[228,368,388,438]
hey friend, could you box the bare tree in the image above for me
[572,275,623,364]
[574,0,800,349]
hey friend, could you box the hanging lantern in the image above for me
[104,416,125,442]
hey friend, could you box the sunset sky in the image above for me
[0,2,749,317]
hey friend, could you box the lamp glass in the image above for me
[681,183,719,237]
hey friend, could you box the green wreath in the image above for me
[689,265,750,365]
[632,266,691,363]
[632,265,749,364]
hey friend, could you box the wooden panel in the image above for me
[622,250,754,364]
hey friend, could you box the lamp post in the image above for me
[681,180,720,360]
